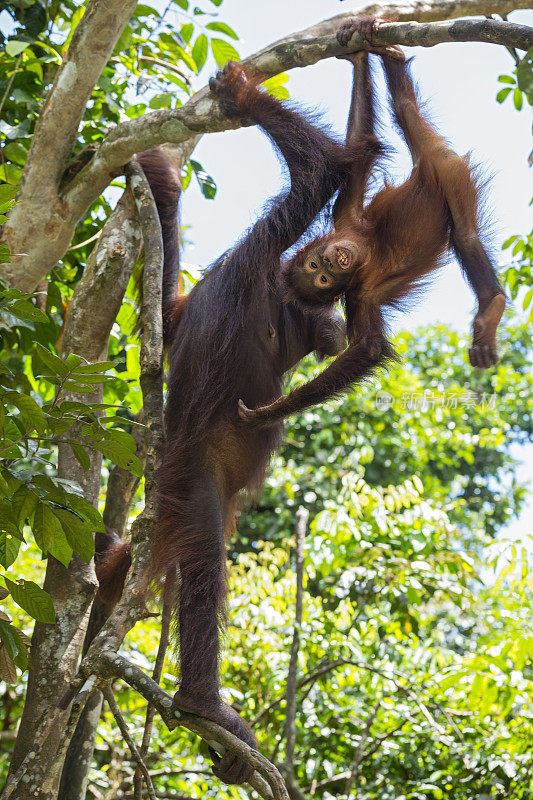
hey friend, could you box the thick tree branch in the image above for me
[8,190,143,800]
[63,15,533,218]
[1,0,138,288]
[2,5,531,292]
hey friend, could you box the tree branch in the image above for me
[63,14,533,220]
[344,700,381,797]
[284,507,307,768]
[3,5,531,292]
[8,190,143,800]
[133,576,175,800]
[280,507,308,800]
[103,686,157,800]
[1,0,138,288]
[93,652,287,800]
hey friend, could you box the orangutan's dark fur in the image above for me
[97,60,382,785]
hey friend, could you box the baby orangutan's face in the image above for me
[292,238,361,303]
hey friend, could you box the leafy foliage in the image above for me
[0,287,142,682]
[496,49,533,317]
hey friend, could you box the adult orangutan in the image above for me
[99,51,386,784]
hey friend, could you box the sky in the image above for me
[178,1,532,547]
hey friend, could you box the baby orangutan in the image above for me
[239,17,506,427]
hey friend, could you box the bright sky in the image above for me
[180,2,532,546]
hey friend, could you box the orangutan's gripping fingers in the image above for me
[336,17,404,62]
[209,61,252,118]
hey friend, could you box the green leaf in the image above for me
[0,533,20,569]
[113,25,133,55]
[33,343,69,378]
[210,38,240,67]
[136,4,161,17]
[0,244,10,264]
[0,500,23,539]
[0,618,27,668]
[5,40,30,57]
[149,92,173,110]
[192,34,208,71]
[69,441,90,472]
[52,508,95,563]
[64,492,105,533]
[94,440,143,476]
[11,486,37,525]
[4,578,55,623]
[0,644,17,683]
[180,23,193,43]
[262,73,289,100]
[8,299,48,323]
[65,353,85,370]
[0,184,19,205]
[497,74,515,84]
[513,87,523,110]
[496,87,512,103]
[206,22,239,40]
[33,503,64,555]
[6,391,46,434]
[523,287,533,311]
[62,380,97,393]
[73,361,115,374]
[63,6,84,50]
[48,530,73,568]
[3,141,28,167]
[189,159,216,199]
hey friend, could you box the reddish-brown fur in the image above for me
[98,59,382,785]
[239,19,505,429]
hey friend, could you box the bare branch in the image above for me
[133,575,175,800]
[103,686,157,800]
[344,700,381,797]
[284,507,308,767]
